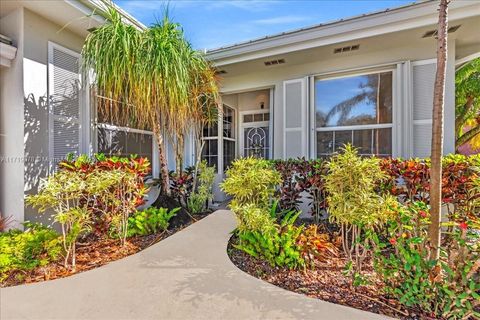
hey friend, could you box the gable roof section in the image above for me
[206,0,480,66]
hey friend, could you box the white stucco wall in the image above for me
[219,39,459,159]
[0,8,25,229]
[22,8,86,225]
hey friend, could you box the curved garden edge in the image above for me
[1,210,390,320]
[227,234,414,320]
[0,209,211,288]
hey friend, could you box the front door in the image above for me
[240,111,270,159]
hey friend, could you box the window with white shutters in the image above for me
[412,60,436,158]
[283,78,308,159]
[48,42,82,167]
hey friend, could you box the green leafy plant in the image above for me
[27,154,150,268]
[324,144,397,279]
[235,209,305,270]
[0,223,61,281]
[26,169,92,268]
[127,207,180,237]
[221,157,281,233]
[187,161,215,214]
[373,202,480,319]
[455,57,480,150]
[221,157,281,208]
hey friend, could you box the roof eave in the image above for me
[76,0,147,30]
[206,0,479,65]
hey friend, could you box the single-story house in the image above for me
[1,0,479,228]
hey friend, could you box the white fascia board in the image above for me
[72,0,146,30]
[207,1,480,66]
[0,42,17,68]
[64,0,106,25]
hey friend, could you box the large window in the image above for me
[97,124,153,163]
[201,104,236,172]
[315,71,393,157]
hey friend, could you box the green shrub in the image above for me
[236,209,304,270]
[372,202,480,319]
[127,207,180,237]
[229,202,276,234]
[324,144,397,278]
[0,223,61,280]
[26,154,150,268]
[188,161,215,214]
[221,157,281,233]
[221,157,281,207]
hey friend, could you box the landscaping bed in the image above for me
[222,152,480,320]
[228,234,425,320]
[2,207,210,288]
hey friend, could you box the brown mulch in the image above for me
[227,237,437,320]
[2,211,211,288]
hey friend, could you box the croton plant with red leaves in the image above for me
[59,154,151,235]
[380,154,480,221]
[273,158,328,222]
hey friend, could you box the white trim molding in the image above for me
[0,42,17,67]
[207,1,480,66]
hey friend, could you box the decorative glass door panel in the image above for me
[243,126,269,158]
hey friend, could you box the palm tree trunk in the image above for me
[153,121,171,196]
[175,133,185,175]
[429,0,449,260]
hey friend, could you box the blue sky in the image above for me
[115,0,413,50]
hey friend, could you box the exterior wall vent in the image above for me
[333,44,360,54]
[264,58,285,66]
[422,25,461,38]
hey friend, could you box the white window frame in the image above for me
[310,67,397,158]
[47,41,84,171]
[201,103,238,173]
[239,109,271,159]
[96,123,158,177]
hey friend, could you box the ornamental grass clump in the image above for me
[324,144,397,279]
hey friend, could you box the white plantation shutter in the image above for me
[48,42,82,167]
[411,60,436,158]
[283,78,308,159]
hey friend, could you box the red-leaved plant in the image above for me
[59,154,151,236]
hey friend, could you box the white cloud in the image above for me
[253,15,309,25]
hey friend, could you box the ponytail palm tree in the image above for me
[82,4,219,195]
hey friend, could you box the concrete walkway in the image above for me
[1,210,390,320]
